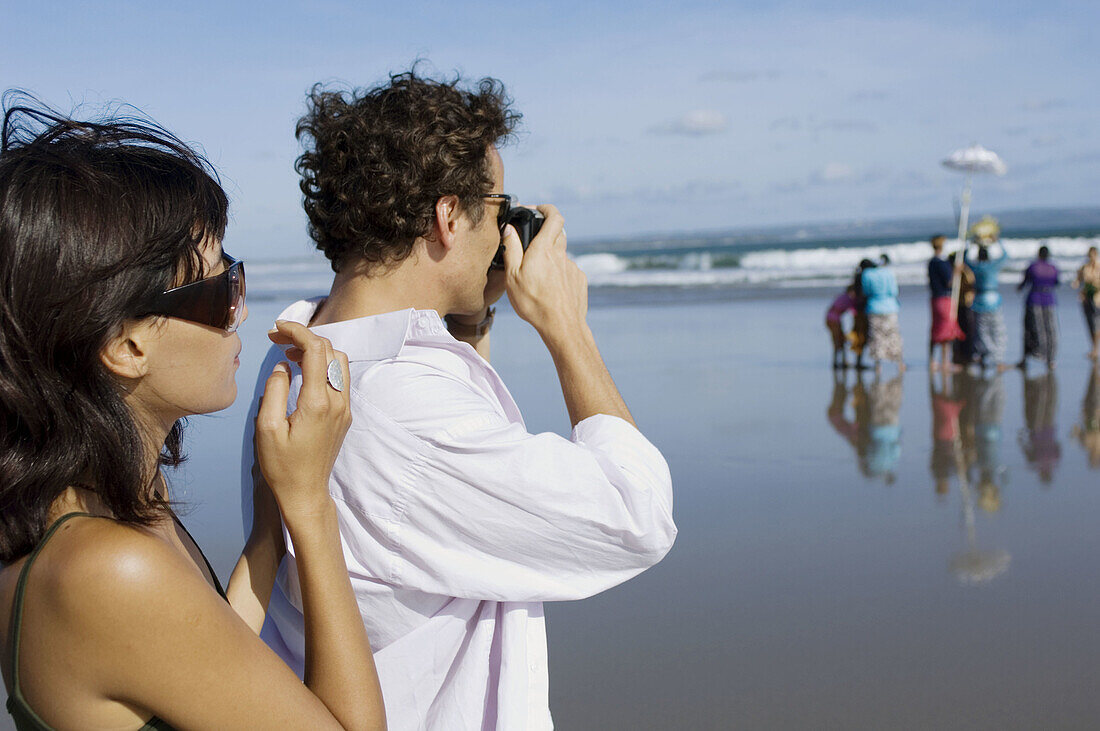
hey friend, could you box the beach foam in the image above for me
[240,235,1100,299]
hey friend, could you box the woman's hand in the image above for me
[254,320,351,528]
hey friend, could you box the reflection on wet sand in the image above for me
[827,371,902,484]
[1072,365,1100,468]
[971,375,1008,513]
[1018,372,1061,484]
[931,373,1009,509]
[929,372,965,498]
[927,371,1012,583]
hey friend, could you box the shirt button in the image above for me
[416,315,430,330]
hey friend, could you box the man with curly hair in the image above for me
[243,70,676,730]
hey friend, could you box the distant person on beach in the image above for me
[964,217,1010,371]
[245,70,676,730]
[927,234,965,372]
[0,103,384,729]
[849,260,875,370]
[1071,246,1100,359]
[861,254,905,375]
[826,285,857,369]
[948,251,976,368]
[1016,245,1059,371]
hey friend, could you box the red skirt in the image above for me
[930,296,965,343]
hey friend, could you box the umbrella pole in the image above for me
[949,175,972,324]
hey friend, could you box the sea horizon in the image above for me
[235,205,1100,302]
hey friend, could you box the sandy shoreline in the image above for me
[7,287,1091,731]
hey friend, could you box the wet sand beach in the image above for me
[39,284,1098,731]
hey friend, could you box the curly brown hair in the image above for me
[295,71,521,273]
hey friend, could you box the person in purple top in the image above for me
[1016,245,1059,371]
[825,285,857,369]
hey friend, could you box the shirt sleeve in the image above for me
[332,359,677,603]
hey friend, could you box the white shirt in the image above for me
[242,300,676,731]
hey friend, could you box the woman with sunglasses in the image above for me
[0,103,385,729]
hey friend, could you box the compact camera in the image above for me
[490,207,544,270]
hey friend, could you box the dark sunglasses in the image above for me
[483,193,516,238]
[141,253,246,332]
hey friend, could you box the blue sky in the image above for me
[3,0,1097,259]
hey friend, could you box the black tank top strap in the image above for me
[8,513,94,703]
[5,512,181,731]
[7,512,95,730]
[169,514,227,601]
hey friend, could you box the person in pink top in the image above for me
[826,285,858,369]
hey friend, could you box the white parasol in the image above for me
[942,144,1007,176]
[941,144,1008,318]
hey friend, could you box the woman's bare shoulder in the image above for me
[28,515,208,631]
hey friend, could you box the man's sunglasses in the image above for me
[484,193,516,238]
[141,253,246,332]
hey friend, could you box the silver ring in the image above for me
[326,358,345,392]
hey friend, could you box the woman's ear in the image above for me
[99,320,151,380]
[433,195,461,251]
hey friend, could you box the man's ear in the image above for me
[433,195,461,251]
[99,320,152,380]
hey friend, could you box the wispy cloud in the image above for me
[767,117,878,134]
[776,164,899,191]
[769,116,802,132]
[650,110,728,136]
[815,119,878,133]
[546,178,743,205]
[699,69,782,83]
[811,163,857,184]
[1032,133,1064,148]
[1018,99,1068,112]
[848,90,888,102]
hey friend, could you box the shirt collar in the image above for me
[275,298,448,362]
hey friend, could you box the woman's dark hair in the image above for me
[295,69,521,273]
[1038,245,1051,260]
[0,95,228,561]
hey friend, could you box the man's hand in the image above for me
[501,204,588,345]
[499,204,632,427]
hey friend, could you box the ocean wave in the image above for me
[242,235,1100,297]
[574,235,1100,289]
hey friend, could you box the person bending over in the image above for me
[242,70,677,730]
